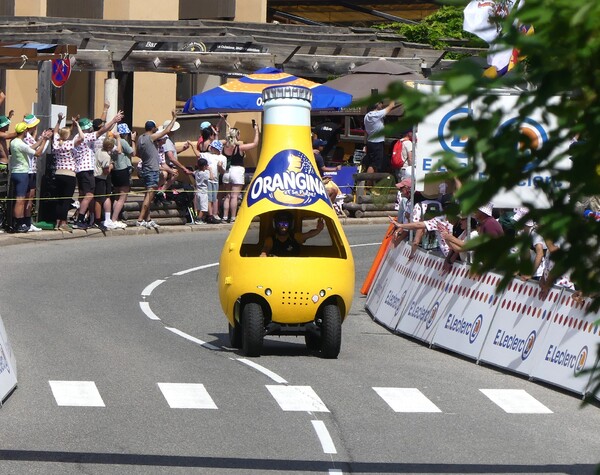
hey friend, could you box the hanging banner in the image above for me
[530,293,600,396]
[432,265,503,360]
[470,93,571,208]
[0,315,17,404]
[413,82,469,193]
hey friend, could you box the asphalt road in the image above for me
[0,224,598,474]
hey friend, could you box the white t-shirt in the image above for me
[201,152,225,184]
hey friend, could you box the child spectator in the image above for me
[199,140,225,224]
[94,133,121,230]
[191,157,211,224]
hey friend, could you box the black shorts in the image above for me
[94,177,111,200]
[77,170,95,195]
[27,173,36,190]
[363,141,385,171]
[111,168,131,188]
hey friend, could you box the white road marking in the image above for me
[266,385,329,412]
[158,383,217,409]
[49,381,105,407]
[139,301,161,320]
[480,389,553,414]
[141,279,166,296]
[350,242,381,248]
[164,327,220,350]
[329,470,343,474]
[311,420,337,454]
[373,387,442,413]
[172,263,219,276]
[236,358,288,384]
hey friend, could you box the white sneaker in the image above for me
[29,224,42,232]
[136,220,147,227]
[114,221,127,229]
[104,220,118,230]
[146,220,160,229]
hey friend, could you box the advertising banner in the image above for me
[413,82,469,192]
[0,315,17,403]
[479,280,561,376]
[323,166,358,195]
[530,292,600,395]
[470,94,571,209]
[394,252,455,344]
[432,265,504,360]
[366,242,418,331]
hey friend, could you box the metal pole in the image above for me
[35,61,52,221]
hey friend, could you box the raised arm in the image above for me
[53,113,65,135]
[238,122,260,153]
[151,109,177,142]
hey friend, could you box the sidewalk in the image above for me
[0,216,392,247]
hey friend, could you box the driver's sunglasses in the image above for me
[276,220,290,227]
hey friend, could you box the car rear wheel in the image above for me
[320,304,342,359]
[242,303,264,357]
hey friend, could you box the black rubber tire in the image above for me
[320,304,342,359]
[242,303,264,357]
[305,332,321,351]
[229,322,242,349]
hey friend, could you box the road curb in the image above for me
[0,217,392,247]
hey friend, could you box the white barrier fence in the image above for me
[0,315,17,405]
[366,242,600,400]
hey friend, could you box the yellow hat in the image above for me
[15,122,28,134]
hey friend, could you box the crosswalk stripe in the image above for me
[266,385,329,412]
[480,389,553,414]
[49,381,105,407]
[158,383,218,409]
[373,387,442,413]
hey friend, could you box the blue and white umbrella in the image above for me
[183,67,352,113]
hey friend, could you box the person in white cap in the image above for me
[158,119,193,178]
[474,202,503,237]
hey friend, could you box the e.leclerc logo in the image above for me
[247,149,329,208]
[492,329,536,360]
[384,289,407,318]
[406,300,439,328]
[545,344,588,375]
[443,313,483,344]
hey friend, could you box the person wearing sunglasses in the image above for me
[260,211,324,257]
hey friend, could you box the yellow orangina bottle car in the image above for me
[218,85,354,358]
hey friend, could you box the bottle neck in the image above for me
[263,98,311,127]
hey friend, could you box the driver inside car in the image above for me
[260,210,324,257]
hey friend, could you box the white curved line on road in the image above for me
[165,327,221,351]
[311,420,337,454]
[350,242,381,248]
[141,279,166,296]
[172,262,219,276]
[139,302,161,321]
[236,358,288,384]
